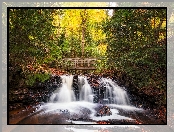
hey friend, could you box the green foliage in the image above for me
[9,9,62,85]
[26,73,50,86]
[104,9,166,90]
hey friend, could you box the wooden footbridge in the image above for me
[63,58,97,70]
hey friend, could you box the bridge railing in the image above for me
[63,58,97,70]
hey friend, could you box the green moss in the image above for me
[26,73,50,86]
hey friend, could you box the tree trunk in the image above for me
[81,9,87,58]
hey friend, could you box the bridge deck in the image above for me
[63,58,97,70]
[68,67,96,70]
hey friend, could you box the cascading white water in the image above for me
[79,76,93,102]
[25,75,145,125]
[49,75,129,105]
[49,75,76,103]
[100,78,130,105]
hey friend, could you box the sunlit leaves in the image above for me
[97,44,107,55]
[53,8,109,67]
[28,35,34,40]
[151,17,164,29]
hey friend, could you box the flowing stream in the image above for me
[16,75,145,124]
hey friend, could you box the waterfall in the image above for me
[99,78,130,105]
[79,76,93,102]
[18,74,146,125]
[49,75,130,105]
[49,75,76,103]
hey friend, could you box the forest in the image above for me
[8,8,167,125]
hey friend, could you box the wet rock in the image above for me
[96,105,112,117]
